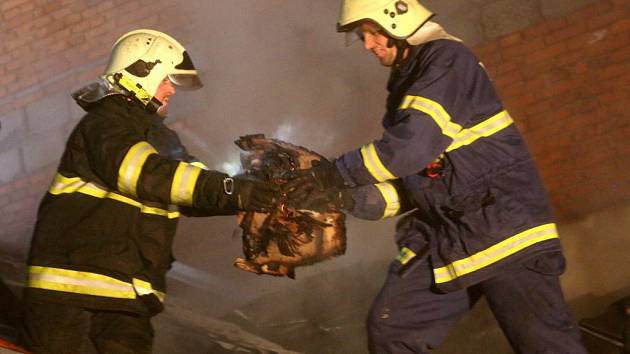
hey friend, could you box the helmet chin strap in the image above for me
[387,37,410,68]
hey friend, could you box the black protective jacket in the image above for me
[26,95,235,314]
[337,39,563,292]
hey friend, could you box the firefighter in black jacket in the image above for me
[21,29,279,354]
[288,1,587,353]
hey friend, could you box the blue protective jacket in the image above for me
[336,39,563,292]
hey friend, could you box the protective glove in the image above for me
[224,176,280,212]
[288,187,354,213]
[284,159,346,203]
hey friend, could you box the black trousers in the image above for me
[367,252,588,354]
[21,299,153,354]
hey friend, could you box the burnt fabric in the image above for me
[25,94,239,316]
[335,39,564,292]
[22,299,153,354]
[367,251,586,354]
[232,135,346,278]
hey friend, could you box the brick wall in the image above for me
[474,0,629,220]
[0,0,628,256]
[0,0,189,254]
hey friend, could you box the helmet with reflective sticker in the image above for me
[337,0,433,39]
[102,29,202,112]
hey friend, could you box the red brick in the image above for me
[502,37,546,60]
[567,1,614,24]
[0,0,29,12]
[500,32,523,47]
[545,23,588,45]
[611,18,630,33]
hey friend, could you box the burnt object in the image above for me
[232,134,346,279]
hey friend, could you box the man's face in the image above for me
[359,22,397,67]
[154,76,176,116]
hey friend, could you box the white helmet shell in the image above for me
[337,0,433,39]
[103,29,202,110]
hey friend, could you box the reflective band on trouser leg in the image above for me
[396,246,416,265]
[374,182,401,218]
[360,143,396,182]
[399,95,462,139]
[446,110,513,152]
[118,141,157,197]
[433,223,560,284]
[49,173,180,219]
[170,162,202,206]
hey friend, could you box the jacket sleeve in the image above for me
[335,42,477,186]
[78,116,239,214]
[345,179,413,220]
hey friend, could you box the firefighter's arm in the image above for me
[344,179,413,220]
[82,121,278,213]
[335,44,472,186]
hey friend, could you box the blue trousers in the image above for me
[367,252,587,354]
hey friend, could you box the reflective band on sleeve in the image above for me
[396,246,416,265]
[118,141,157,197]
[433,223,559,284]
[399,96,462,139]
[170,162,202,206]
[27,266,166,302]
[189,161,209,170]
[446,110,513,152]
[49,173,180,219]
[374,182,401,218]
[360,143,396,182]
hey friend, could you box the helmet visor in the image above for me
[169,50,203,90]
[168,73,203,90]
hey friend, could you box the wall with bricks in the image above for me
[0,0,627,266]
[474,0,630,220]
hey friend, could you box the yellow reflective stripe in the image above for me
[27,266,136,299]
[360,143,396,182]
[132,278,166,302]
[118,141,157,197]
[374,182,401,218]
[170,162,202,206]
[399,95,462,139]
[433,223,559,284]
[190,161,209,170]
[49,173,180,219]
[446,110,513,152]
[396,247,416,265]
[118,73,152,105]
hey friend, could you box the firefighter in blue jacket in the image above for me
[287,1,587,353]
[22,29,279,354]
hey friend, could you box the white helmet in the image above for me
[337,0,433,39]
[102,29,202,112]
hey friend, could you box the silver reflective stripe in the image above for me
[446,110,513,152]
[28,266,136,299]
[433,223,559,284]
[361,143,396,182]
[400,96,462,138]
[49,173,180,219]
[170,162,202,206]
[118,141,157,197]
[374,182,401,218]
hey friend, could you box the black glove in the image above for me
[284,159,345,202]
[288,188,354,213]
[224,176,280,212]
